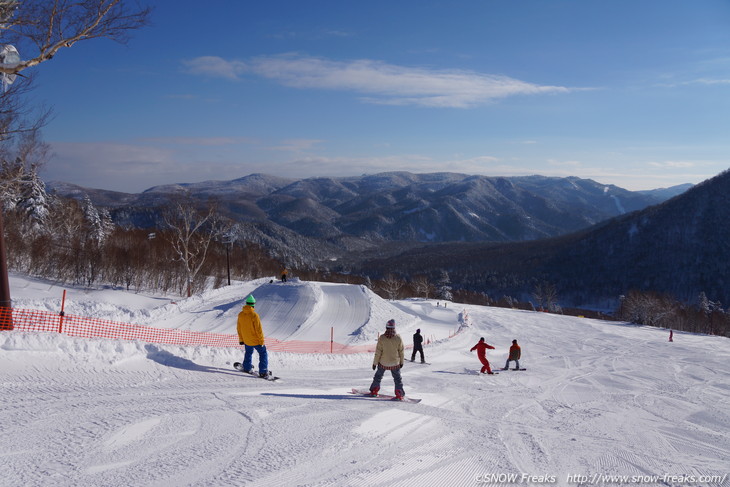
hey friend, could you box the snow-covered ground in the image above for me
[1,273,729,487]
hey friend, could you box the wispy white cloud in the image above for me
[658,77,730,88]
[648,160,700,169]
[182,54,571,108]
[530,160,717,190]
[547,159,583,169]
[182,56,247,80]
[45,142,179,191]
[272,154,436,175]
[271,154,510,179]
[44,141,272,193]
[322,30,353,38]
[268,139,325,152]
[141,136,257,146]
[688,78,730,85]
[659,54,730,87]
[269,29,354,41]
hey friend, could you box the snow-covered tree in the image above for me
[76,196,112,286]
[0,128,52,246]
[698,291,710,316]
[1,130,46,202]
[532,282,545,310]
[436,270,453,301]
[619,291,676,328]
[533,281,558,312]
[15,168,49,233]
[82,195,113,244]
[499,295,516,309]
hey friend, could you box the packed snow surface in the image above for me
[1,273,729,487]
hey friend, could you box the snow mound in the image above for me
[10,273,433,345]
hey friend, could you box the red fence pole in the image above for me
[58,290,67,333]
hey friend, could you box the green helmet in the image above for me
[245,294,256,305]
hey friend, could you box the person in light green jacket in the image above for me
[369,319,405,399]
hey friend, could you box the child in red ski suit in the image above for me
[470,337,495,374]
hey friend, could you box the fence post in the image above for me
[330,326,333,353]
[0,210,12,331]
[58,290,66,333]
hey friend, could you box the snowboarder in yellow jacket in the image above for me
[237,294,268,377]
[369,319,405,399]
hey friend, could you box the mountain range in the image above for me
[358,170,730,308]
[47,171,705,307]
[48,172,688,245]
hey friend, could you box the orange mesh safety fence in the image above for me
[0,308,377,354]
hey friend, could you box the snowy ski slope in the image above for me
[1,273,728,487]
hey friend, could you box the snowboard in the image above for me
[233,362,280,381]
[409,360,431,365]
[464,368,498,376]
[501,368,526,371]
[350,388,422,404]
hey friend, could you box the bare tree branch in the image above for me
[163,195,221,297]
[0,0,151,75]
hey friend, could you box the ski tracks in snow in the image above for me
[484,317,730,483]
[3,278,730,486]
[1,359,491,486]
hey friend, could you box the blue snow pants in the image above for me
[243,344,268,374]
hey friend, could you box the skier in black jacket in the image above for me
[410,328,425,363]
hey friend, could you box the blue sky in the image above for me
[24,0,730,192]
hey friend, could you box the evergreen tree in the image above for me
[82,195,113,244]
[16,167,50,233]
[698,292,710,316]
[436,270,453,301]
[98,207,115,244]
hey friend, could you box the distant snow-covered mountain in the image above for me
[359,170,729,308]
[47,172,688,250]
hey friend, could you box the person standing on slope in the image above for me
[237,294,269,378]
[502,339,521,370]
[370,319,405,399]
[470,337,495,374]
[411,328,425,363]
